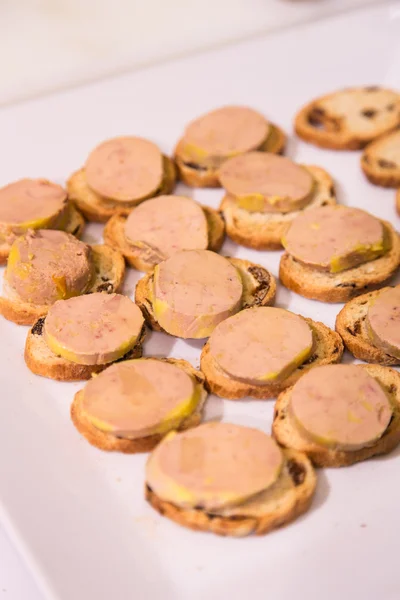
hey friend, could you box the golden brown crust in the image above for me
[335,288,400,365]
[0,296,48,326]
[103,204,225,272]
[67,156,177,223]
[397,189,400,217]
[90,244,125,293]
[361,128,400,187]
[203,206,226,253]
[0,244,125,326]
[279,220,400,303]
[135,257,276,333]
[70,358,206,452]
[0,247,10,266]
[220,165,336,250]
[64,203,86,238]
[272,364,400,467]
[145,448,316,537]
[263,122,287,155]
[24,318,145,381]
[200,318,343,400]
[295,87,400,150]
[134,272,163,332]
[0,203,85,266]
[174,122,286,188]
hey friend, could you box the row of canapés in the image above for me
[1,195,399,332]
[1,86,400,258]
[16,285,400,537]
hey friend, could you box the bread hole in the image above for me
[347,319,362,336]
[361,109,377,119]
[205,512,217,520]
[287,459,306,486]
[321,201,328,207]
[365,86,379,92]
[96,282,114,293]
[157,504,166,516]
[378,159,397,169]
[182,161,208,172]
[388,384,397,395]
[308,107,328,129]
[71,225,80,236]
[274,410,279,421]
[31,317,45,336]
[329,185,335,198]
[232,216,241,229]
[298,353,317,369]
[193,372,205,385]
[309,107,325,117]
[387,104,395,111]
[362,155,370,164]
[245,266,271,307]
[336,282,356,288]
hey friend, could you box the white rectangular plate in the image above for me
[1,4,400,599]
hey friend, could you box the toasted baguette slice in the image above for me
[70,358,207,453]
[0,244,125,326]
[200,317,343,400]
[135,257,276,332]
[361,128,400,187]
[67,156,176,223]
[294,87,400,150]
[25,318,145,381]
[335,287,400,365]
[174,123,286,188]
[0,204,85,266]
[279,221,400,303]
[220,165,336,250]
[273,364,400,467]
[103,205,225,271]
[146,448,316,537]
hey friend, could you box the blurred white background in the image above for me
[0,0,381,105]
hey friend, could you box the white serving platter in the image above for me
[1,3,400,599]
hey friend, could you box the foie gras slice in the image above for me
[282,205,389,273]
[152,249,243,338]
[218,153,314,213]
[146,422,284,510]
[0,178,68,239]
[80,358,203,438]
[125,195,208,261]
[366,286,400,359]
[6,229,93,305]
[209,307,313,384]
[290,364,392,451]
[85,137,163,202]
[44,293,144,365]
[177,106,270,169]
